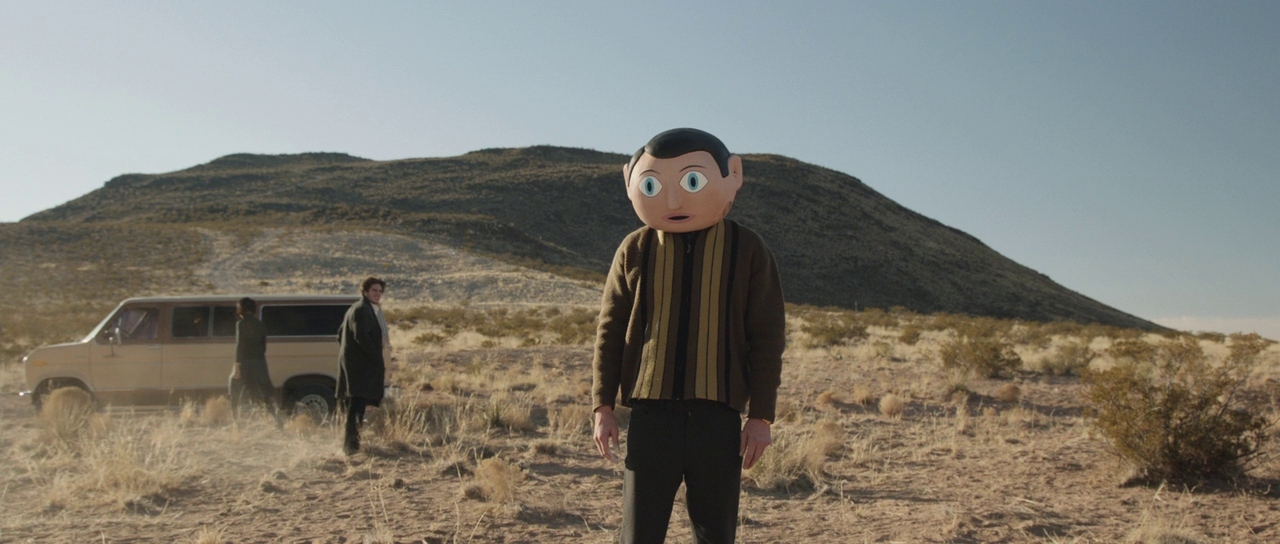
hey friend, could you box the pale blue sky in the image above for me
[2,2,1277,337]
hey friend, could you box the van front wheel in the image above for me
[287,385,335,422]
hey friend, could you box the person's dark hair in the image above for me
[626,128,733,180]
[237,297,257,314]
[360,277,386,295]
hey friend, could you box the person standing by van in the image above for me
[230,297,278,422]
[337,277,387,454]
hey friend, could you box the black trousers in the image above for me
[623,399,743,544]
[344,396,371,451]
[228,367,279,423]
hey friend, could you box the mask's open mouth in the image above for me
[664,214,692,222]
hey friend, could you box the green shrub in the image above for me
[938,334,1022,378]
[1082,334,1272,483]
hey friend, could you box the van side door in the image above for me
[89,304,163,402]
[161,305,236,393]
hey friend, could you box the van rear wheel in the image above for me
[288,385,335,422]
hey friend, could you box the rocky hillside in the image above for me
[20,147,1157,329]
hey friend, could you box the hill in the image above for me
[20,146,1157,329]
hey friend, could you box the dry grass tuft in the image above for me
[188,525,225,544]
[1126,523,1206,544]
[879,394,906,418]
[851,383,876,406]
[1033,338,1096,376]
[475,457,524,503]
[531,439,559,455]
[939,334,1023,378]
[549,405,592,437]
[994,383,1022,403]
[200,397,233,427]
[39,387,96,446]
[487,393,536,433]
[816,390,837,408]
[284,412,322,436]
[743,422,841,491]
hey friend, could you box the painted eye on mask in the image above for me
[639,176,662,197]
[680,171,708,193]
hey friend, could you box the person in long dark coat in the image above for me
[337,277,387,454]
[230,297,279,422]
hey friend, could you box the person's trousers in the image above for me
[343,396,371,452]
[622,399,743,544]
[228,367,279,425]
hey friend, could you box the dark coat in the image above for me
[337,297,385,404]
[235,315,272,391]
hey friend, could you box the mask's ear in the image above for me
[621,163,631,188]
[726,155,744,193]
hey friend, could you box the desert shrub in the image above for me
[1038,320,1085,338]
[486,393,536,433]
[368,395,436,445]
[40,387,96,446]
[994,383,1021,403]
[815,390,837,407]
[742,423,840,491]
[392,305,597,346]
[412,331,455,346]
[549,405,592,436]
[938,334,1022,378]
[1194,331,1226,343]
[1126,524,1206,544]
[189,526,226,544]
[879,394,905,418]
[857,307,898,328]
[1034,338,1096,376]
[1107,338,1158,364]
[850,384,876,406]
[199,397,232,426]
[1082,334,1272,483]
[899,324,922,346]
[1007,323,1052,350]
[475,457,524,503]
[545,308,597,344]
[800,311,868,347]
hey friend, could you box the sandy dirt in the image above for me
[4,335,1280,544]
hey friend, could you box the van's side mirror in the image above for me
[99,327,121,345]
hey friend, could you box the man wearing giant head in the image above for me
[593,128,786,543]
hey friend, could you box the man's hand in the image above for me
[593,406,620,462]
[740,418,772,469]
[231,363,241,381]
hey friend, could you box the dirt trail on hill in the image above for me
[192,228,601,307]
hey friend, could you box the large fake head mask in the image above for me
[624,128,743,233]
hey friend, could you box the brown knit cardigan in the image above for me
[592,219,786,422]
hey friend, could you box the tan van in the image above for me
[21,294,359,415]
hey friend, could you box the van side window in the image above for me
[114,307,160,342]
[262,305,348,337]
[212,306,237,338]
[172,306,211,338]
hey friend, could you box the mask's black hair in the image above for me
[626,128,732,181]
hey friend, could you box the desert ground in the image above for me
[3,230,1279,543]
